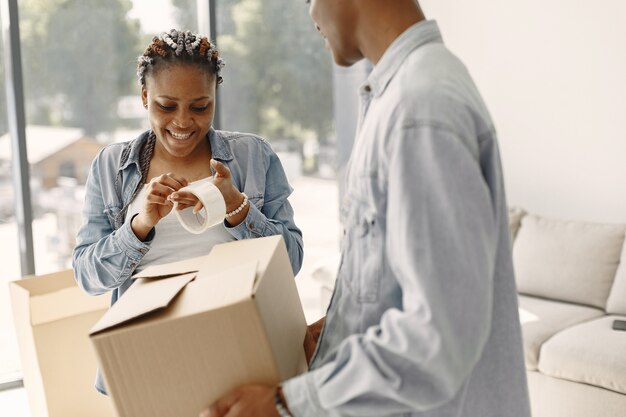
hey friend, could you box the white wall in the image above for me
[420,1,626,223]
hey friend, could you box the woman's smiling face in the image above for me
[142,63,216,159]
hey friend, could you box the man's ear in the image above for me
[141,86,148,108]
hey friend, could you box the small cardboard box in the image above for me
[9,270,116,417]
[90,235,308,417]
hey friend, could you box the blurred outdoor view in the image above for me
[0,0,339,383]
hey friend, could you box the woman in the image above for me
[72,29,303,394]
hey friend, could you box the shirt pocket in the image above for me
[339,180,383,304]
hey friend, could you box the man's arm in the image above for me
[279,124,498,416]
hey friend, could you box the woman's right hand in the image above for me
[131,173,188,240]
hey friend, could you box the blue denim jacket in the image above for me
[73,128,303,297]
[282,21,530,417]
[73,127,303,297]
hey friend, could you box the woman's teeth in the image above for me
[170,131,192,140]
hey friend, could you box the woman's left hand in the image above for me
[168,159,249,223]
[210,159,250,225]
[210,159,243,208]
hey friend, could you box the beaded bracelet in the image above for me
[225,193,248,218]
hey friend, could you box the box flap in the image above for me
[90,272,196,335]
[30,286,110,326]
[132,255,207,279]
[198,235,283,282]
[11,270,75,295]
[171,261,258,317]
[10,270,110,325]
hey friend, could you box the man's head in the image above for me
[307,0,362,66]
[306,0,425,66]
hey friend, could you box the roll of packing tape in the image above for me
[174,178,226,234]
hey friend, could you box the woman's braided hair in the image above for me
[137,29,225,86]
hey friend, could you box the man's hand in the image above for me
[304,317,325,364]
[199,385,279,417]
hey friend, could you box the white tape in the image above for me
[174,177,226,234]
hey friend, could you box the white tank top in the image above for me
[126,180,235,272]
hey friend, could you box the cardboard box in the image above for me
[90,235,308,417]
[9,270,116,417]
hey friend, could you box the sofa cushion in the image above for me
[606,240,626,315]
[508,206,526,241]
[513,214,625,309]
[526,371,626,417]
[538,316,626,395]
[518,295,604,370]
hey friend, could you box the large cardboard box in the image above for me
[90,235,308,417]
[9,270,116,417]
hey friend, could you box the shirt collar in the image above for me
[119,130,151,171]
[363,20,443,97]
[207,128,234,162]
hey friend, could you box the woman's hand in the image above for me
[210,159,250,226]
[167,159,241,216]
[148,160,249,231]
[169,191,202,213]
[131,173,188,240]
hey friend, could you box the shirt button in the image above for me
[249,222,255,230]
[364,85,371,93]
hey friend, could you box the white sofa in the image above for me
[509,208,626,417]
[313,208,626,417]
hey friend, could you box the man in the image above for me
[201,1,530,416]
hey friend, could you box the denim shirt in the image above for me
[282,21,530,417]
[73,128,303,300]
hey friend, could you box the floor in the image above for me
[0,386,30,417]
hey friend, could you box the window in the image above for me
[0,23,22,383]
[214,0,339,321]
[0,0,348,385]
[0,0,201,385]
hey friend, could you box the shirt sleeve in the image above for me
[225,145,304,276]
[282,123,499,416]
[72,153,152,296]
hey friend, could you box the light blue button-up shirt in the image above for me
[283,20,530,417]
